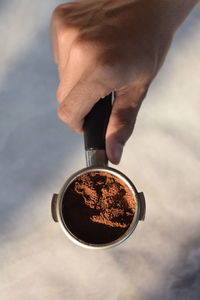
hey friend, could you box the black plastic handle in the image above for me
[83,93,112,150]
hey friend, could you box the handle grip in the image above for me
[83,93,113,151]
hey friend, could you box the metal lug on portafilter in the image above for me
[51,193,58,222]
[138,192,146,221]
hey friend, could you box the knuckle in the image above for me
[69,123,82,134]
[94,65,118,88]
[71,39,99,63]
[71,41,84,57]
[52,4,66,20]
[56,87,64,103]
[118,117,133,129]
[52,3,72,17]
[53,4,79,42]
[57,26,69,45]
[137,85,149,100]
[71,40,93,61]
[57,104,82,133]
[57,27,80,50]
[57,104,73,124]
[137,84,150,102]
[113,112,134,129]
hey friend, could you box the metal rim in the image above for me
[56,166,141,249]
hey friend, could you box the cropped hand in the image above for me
[51,0,198,164]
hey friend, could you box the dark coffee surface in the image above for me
[62,171,136,244]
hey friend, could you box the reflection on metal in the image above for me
[51,193,58,222]
[138,192,146,221]
[85,149,108,167]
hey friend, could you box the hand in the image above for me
[50,0,198,164]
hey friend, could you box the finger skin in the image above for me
[56,40,100,103]
[57,76,112,133]
[50,0,198,163]
[106,85,148,164]
[51,4,80,78]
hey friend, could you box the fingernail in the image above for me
[113,143,123,164]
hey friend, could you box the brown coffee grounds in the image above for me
[62,171,136,244]
[74,172,135,228]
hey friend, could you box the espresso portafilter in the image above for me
[51,92,145,249]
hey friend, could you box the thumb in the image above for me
[106,85,148,164]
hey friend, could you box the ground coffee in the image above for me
[62,171,136,244]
